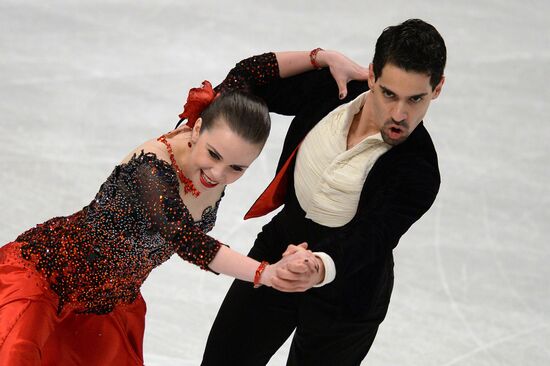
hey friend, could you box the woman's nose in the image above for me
[208,165,224,182]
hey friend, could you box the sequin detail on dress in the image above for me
[215,52,279,94]
[16,152,221,314]
[195,191,224,233]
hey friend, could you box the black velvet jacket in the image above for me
[218,53,441,318]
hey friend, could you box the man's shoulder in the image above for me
[400,123,437,155]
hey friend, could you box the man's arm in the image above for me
[312,152,441,279]
[280,147,440,289]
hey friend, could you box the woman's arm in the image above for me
[130,153,318,291]
[215,50,369,115]
[275,50,369,99]
[208,243,319,292]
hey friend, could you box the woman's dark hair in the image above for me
[200,90,270,146]
[372,19,447,89]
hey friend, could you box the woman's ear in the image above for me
[191,118,202,143]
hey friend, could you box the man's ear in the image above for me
[368,63,376,89]
[432,76,445,99]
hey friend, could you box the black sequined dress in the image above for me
[14,151,222,314]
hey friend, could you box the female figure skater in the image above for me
[0,86,315,365]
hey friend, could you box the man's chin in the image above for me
[381,133,406,146]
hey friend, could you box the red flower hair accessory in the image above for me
[178,80,218,128]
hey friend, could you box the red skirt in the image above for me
[0,242,146,366]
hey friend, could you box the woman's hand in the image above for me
[276,50,369,99]
[318,50,370,99]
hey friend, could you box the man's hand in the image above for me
[267,243,326,292]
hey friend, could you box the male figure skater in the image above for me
[202,18,446,365]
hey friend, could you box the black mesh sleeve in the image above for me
[130,153,221,270]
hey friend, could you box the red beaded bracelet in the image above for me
[253,261,269,288]
[309,47,324,69]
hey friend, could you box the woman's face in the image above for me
[187,117,263,189]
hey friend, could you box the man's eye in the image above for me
[410,96,423,103]
[208,150,220,160]
[382,90,394,98]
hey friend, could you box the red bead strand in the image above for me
[157,135,200,197]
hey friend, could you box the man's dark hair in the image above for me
[372,18,446,89]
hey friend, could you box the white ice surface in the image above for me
[1,1,549,365]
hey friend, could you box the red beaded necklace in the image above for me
[157,134,200,197]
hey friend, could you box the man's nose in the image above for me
[391,102,408,122]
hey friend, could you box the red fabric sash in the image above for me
[244,143,301,220]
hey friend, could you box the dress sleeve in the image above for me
[129,154,221,270]
[214,52,280,94]
[216,52,345,116]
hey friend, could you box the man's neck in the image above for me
[346,96,378,149]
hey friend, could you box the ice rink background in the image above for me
[1,1,549,365]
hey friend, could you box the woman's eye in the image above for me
[208,150,220,160]
[231,165,244,172]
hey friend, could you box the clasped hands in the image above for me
[263,243,325,292]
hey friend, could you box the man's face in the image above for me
[366,63,444,145]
